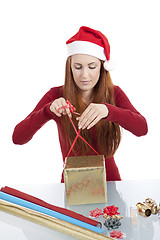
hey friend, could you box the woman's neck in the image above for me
[81,90,93,105]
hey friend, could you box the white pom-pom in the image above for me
[103,60,115,71]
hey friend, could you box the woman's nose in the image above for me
[82,68,89,79]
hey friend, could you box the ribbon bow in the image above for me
[65,101,77,114]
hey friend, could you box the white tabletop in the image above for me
[0,180,160,240]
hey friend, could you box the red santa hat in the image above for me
[66,26,113,71]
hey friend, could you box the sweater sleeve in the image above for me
[105,86,148,136]
[12,87,62,145]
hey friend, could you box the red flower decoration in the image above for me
[89,208,103,218]
[103,205,120,217]
[109,230,125,239]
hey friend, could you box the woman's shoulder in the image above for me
[113,85,129,95]
[50,85,63,93]
[113,85,127,103]
[47,85,63,98]
[113,85,121,92]
[113,85,123,96]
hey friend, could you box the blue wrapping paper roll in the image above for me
[0,191,104,234]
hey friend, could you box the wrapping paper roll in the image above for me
[0,199,112,240]
[0,191,103,234]
[1,186,101,227]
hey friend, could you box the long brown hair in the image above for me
[62,57,121,158]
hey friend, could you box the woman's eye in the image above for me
[89,66,96,69]
[74,65,96,70]
[75,66,82,70]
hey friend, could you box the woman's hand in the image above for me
[50,97,72,117]
[76,103,109,130]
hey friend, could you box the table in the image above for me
[0,180,160,240]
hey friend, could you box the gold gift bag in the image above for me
[64,155,107,205]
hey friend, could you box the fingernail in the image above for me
[78,125,82,129]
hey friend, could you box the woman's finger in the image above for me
[87,115,101,129]
[78,103,109,129]
[81,112,98,129]
[50,98,72,117]
[78,106,95,129]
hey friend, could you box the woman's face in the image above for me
[71,54,101,95]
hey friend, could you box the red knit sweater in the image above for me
[12,85,148,182]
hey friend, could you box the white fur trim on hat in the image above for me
[103,60,115,71]
[67,41,106,61]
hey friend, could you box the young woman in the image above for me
[12,26,148,182]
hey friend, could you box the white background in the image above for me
[0,0,159,185]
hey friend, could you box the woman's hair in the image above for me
[62,56,121,158]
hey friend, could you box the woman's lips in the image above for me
[80,81,91,85]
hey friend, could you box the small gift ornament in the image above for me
[136,202,152,217]
[145,198,160,215]
[103,205,120,217]
[89,208,103,218]
[104,217,121,230]
[109,230,126,239]
[103,205,123,230]
[136,198,160,217]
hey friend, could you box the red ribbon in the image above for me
[58,101,104,166]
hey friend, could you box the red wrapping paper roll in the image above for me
[0,186,102,228]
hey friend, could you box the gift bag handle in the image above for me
[58,101,104,168]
